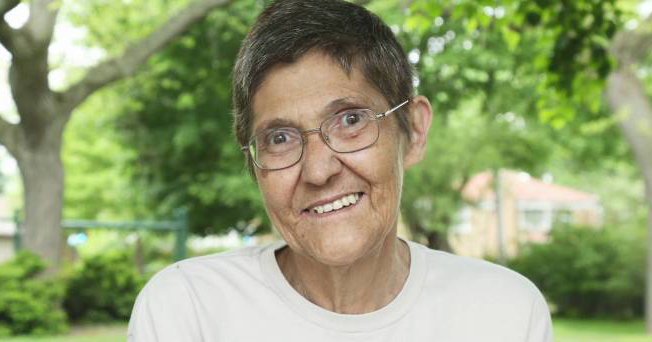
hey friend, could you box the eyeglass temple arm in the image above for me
[375,99,410,118]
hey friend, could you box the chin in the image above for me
[305,232,377,267]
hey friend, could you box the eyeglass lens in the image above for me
[252,109,379,170]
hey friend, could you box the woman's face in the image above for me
[251,51,414,266]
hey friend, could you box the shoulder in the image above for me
[128,244,277,341]
[410,242,548,318]
[142,244,273,294]
[409,242,552,341]
[418,244,541,300]
[130,243,278,312]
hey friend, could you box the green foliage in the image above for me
[114,0,267,236]
[509,225,645,318]
[0,252,68,336]
[377,0,629,251]
[63,88,150,220]
[395,0,622,128]
[516,0,621,93]
[60,0,632,252]
[63,251,144,323]
[401,98,551,247]
[384,1,557,248]
[518,0,621,127]
[65,0,195,54]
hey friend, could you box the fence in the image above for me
[11,210,189,261]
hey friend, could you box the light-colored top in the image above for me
[128,240,553,341]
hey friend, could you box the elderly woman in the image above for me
[128,0,553,341]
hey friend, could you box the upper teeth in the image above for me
[312,193,360,214]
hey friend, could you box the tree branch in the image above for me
[611,13,652,66]
[607,69,652,176]
[61,0,234,113]
[0,19,15,51]
[608,12,652,189]
[0,114,19,156]
[0,0,20,17]
[0,0,19,53]
[23,0,58,48]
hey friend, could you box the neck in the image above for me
[276,235,410,314]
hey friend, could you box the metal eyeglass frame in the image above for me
[242,99,410,171]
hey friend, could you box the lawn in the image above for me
[1,319,650,341]
[555,319,652,342]
[1,323,127,342]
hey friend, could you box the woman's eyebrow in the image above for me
[254,118,297,135]
[253,96,373,134]
[321,97,369,116]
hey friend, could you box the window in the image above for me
[452,206,472,234]
[521,209,547,231]
[553,209,573,226]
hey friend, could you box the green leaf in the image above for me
[501,26,521,51]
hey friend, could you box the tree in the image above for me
[379,0,562,251]
[401,98,551,251]
[114,0,267,235]
[397,0,652,331]
[63,86,149,221]
[507,0,652,331]
[606,13,652,333]
[0,0,234,274]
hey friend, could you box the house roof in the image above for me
[462,170,598,204]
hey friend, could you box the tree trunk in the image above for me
[15,119,66,276]
[644,169,652,333]
[0,0,235,276]
[135,235,145,276]
[426,230,453,252]
[606,68,652,334]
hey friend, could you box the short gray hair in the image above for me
[232,0,414,172]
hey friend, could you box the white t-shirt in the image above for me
[128,240,553,341]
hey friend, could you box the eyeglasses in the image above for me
[242,99,409,170]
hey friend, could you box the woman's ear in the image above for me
[402,95,433,169]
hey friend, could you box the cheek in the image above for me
[379,136,405,204]
[257,171,296,215]
[352,135,404,209]
[373,129,405,187]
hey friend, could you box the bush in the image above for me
[63,251,144,322]
[0,252,68,336]
[509,225,645,318]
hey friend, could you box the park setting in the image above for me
[0,0,650,340]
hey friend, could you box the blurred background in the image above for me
[0,0,650,341]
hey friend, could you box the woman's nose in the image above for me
[299,131,342,186]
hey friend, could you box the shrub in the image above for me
[0,252,68,336]
[509,225,645,318]
[63,250,144,322]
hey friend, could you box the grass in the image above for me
[0,323,127,342]
[555,319,652,342]
[1,319,651,341]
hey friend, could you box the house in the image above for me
[448,170,602,259]
[0,196,16,264]
[0,219,15,263]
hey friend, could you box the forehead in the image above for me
[251,51,387,131]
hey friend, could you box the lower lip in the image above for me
[304,193,364,218]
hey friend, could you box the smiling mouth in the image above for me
[305,192,364,215]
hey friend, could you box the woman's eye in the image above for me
[271,132,288,145]
[340,111,362,127]
[263,129,298,148]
